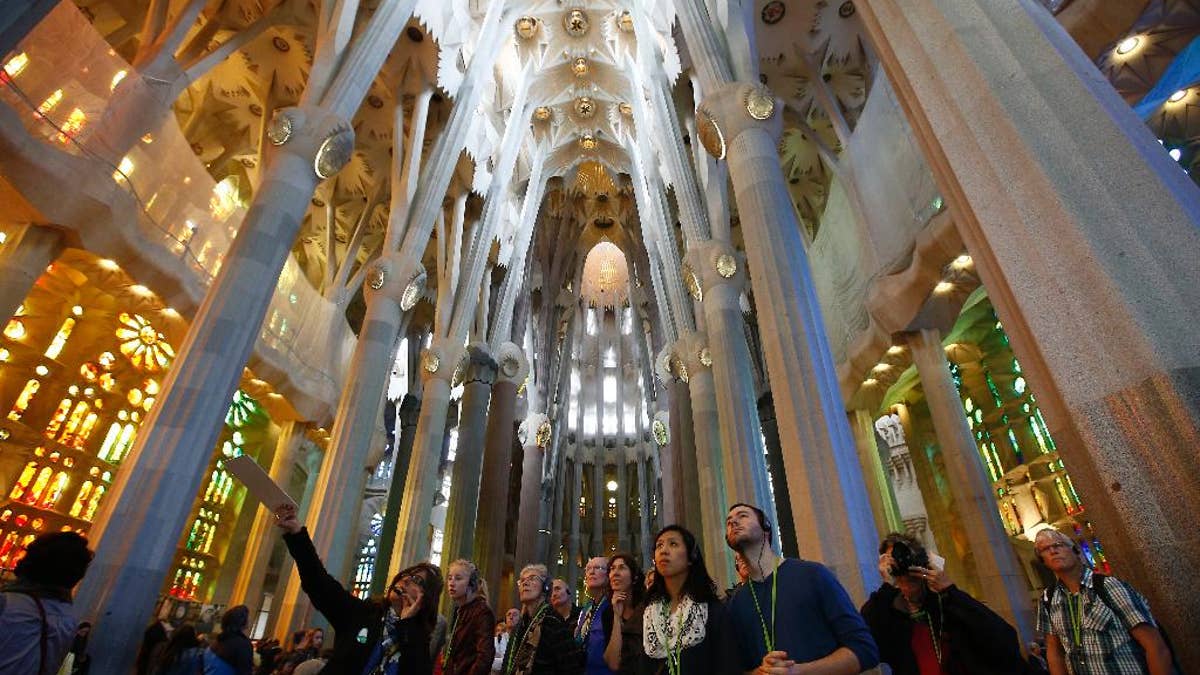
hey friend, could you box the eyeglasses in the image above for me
[1035,541,1071,555]
[518,575,544,587]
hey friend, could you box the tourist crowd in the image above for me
[0,502,1179,674]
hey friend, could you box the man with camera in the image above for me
[860,533,1025,675]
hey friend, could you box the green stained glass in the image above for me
[1012,358,1021,374]
[1006,428,1024,464]
[1014,376,1027,395]
[985,371,1003,407]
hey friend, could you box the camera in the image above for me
[888,541,930,577]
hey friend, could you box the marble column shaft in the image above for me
[567,457,583,591]
[669,379,702,531]
[476,379,518,598]
[695,84,880,598]
[616,457,629,552]
[860,1,1200,658]
[514,428,545,568]
[591,458,604,555]
[681,361,733,586]
[442,346,497,562]
[908,329,1033,640]
[269,445,325,639]
[0,223,64,324]
[393,359,456,566]
[636,453,652,564]
[371,392,422,595]
[74,113,337,672]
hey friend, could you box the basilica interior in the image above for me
[1,0,1199,670]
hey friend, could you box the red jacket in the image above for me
[440,595,496,675]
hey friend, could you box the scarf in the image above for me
[506,604,550,675]
[643,597,707,659]
[361,608,404,675]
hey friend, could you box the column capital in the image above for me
[265,105,354,181]
[363,250,427,310]
[519,411,552,449]
[459,342,499,387]
[492,341,530,385]
[683,239,747,299]
[695,82,783,159]
[675,330,713,377]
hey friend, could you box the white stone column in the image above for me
[268,444,324,639]
[616,451,630,552]
[567,455,583,590]
[591,454,605,556]
[908,328,1033,640]
[637,450,652,563]
[476,349,524,598]
[691,82,879,597]
[74,106,352,671]
[392,339,462,565]
[875,413,937,554]
[442,344,497,562]
[515,412,549,568]
[685,241,773,518]
[0,223,64,324]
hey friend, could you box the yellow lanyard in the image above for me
[1066,593,1083,647]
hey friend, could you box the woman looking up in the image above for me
[439,559,497,675]
[643,526,739,675]
[274,503,441,675]
[602,553,646,674]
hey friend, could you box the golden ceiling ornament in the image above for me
[672,356,690,383]
[575,96,596,118]
[682,264,703,301]
[579,134,598,150]
[315,128,354,179]
[745,85,776,121]
[421,350,441,373]
[652,419,669,446]
[571,57,590,77]
[564,9,590,37]
[533,106,552,122]
[715,253,737,278]
[699,347,713,368]
[400,269,426,310]
[266,110,293,145]
[696,109,726,160]
[617,10,635,33]
[535,421,553,448]
[515,16,539,40]
[618,101,633,117]
[367,264,387,290]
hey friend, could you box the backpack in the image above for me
[1041,574,1181,675]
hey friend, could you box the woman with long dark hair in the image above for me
[206,605,254,674]
[274,503,441,675]
[642,526,738,675]
[603,553,646,674]
[149,624,204,675]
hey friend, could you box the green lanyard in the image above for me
[505,604,547,675]
[1066,593,1083,648]
[748,559,780,653]
[660,600,687,675]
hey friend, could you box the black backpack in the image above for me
[1041,574,1181,674]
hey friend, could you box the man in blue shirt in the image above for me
[725,503,879,674]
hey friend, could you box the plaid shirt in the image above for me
[1036,568,1156,675]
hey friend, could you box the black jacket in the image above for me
[510,607,584,675]
[283,528,433,675]
[860,583,1025,675]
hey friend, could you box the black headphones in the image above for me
[450,560,481,591]
[730,503,773,544]
[541,574,553,598]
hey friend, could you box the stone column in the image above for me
[849,410,904,536]
[758,393,798,558]
[685,240,773,517]
[636,451,652,563]
[0,223,63,324]
[567,455,583,591]
[442,344,497,562]
[676,335,733,583]
[591,455,605,556]
[875,413,937,554]
[547,441,569,575]
[0,0,58,57]
[370,392,421,595]
[908,328,1032,640]
[514,412,549,568]
[669,379,703,530]
[475,355,522,597]
[228,421,307,614]
[74,106,351,671]
[616,452,630,552]
[392,340,462,566]
[307,253,423,581]
[692,82,879,597]
[860,1,1200,657]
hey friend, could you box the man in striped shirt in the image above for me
[1034,529,1172,675]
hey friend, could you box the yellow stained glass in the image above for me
[7,379,39,421]
[3,318,25,340]
[75,412,100,448]
[27,467,53,504]
[83,486,105,521]
[58,401,90,446]
[116,313,175,372]
[113,424,136,463]
[44,317,76,359]
[70,481,94,517]
[44,399,73,438]
[10,462,37,499]
[98,423,122,462]
[39,472,70,508]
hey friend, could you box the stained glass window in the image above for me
[7,379,41,420]
[44,317,76,359]
[116,313,175,371]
